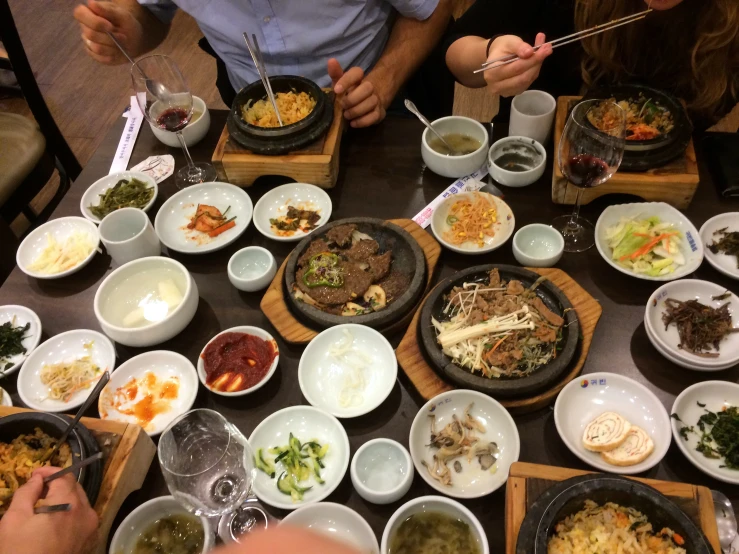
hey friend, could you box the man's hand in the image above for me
[328,58,387,128]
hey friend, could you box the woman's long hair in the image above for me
[575,0,739,122]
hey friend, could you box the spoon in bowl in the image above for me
[712,489,737,553]
[404,99,459,156]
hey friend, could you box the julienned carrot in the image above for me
[489,336,508,354]
[619,232,679,261]
[208,219,236,237]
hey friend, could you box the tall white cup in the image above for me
[509,90,557,145]
[99,208,160,265]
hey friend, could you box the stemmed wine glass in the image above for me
[132,55,217,189]
[552,99,626,252]
[158,409,256,517]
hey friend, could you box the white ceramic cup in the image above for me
[99,207,160,265]
[509,90,556,145]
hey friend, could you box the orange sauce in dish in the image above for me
[101,372,180,431]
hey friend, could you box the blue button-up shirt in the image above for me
[140,0,439,92]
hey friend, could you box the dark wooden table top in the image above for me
[2,110,737,550]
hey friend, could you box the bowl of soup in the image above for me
[421,116,489,178]
[94,256,199,347]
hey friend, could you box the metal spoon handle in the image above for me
[106,31,136,66]
[404,99,457,155]
[34,503,71,514]
[43,452,104,484]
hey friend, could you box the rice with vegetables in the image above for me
[587,94,675,141]
[241,91,316,127]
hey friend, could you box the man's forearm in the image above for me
[121,0,170,56]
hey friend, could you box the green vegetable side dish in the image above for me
[88,178,154,219]
[255,434,329,502]
[302,252,344,289]
[677,404,739,470]
[709,227,739,269]
[0,319,31,371]
[605,216,685,277]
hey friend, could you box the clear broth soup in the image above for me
[428,133,481,156]
[133,513,204,554]
[389,511,479,554]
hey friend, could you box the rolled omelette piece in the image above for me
[582,411,631,452]
[601,426,654,466]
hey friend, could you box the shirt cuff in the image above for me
[390,0,440,21]
[138,0,178,24]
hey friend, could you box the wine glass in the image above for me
[552,99,626,253]
[131,55,217,189]
[158,409,256,517]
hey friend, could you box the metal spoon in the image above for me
[712,489,737,553]
[404,99,459,156]
[105,32,170,100]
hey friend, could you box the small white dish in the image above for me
[17,329,116,412]
[487,136,547,187]
[554,372,671,474]
[671,381,739,484]
[594,202,704,281]
[430,191,515,255]
[645,323,738,371]
[421,116,489,179]
[381,496,489,554]
[512,224,564,267]
[99,350,198,436]
[154,182,252,254]
[280,503,379,554]
[409,389,520,499]
[150,96,210,148]
[0,305,42,376]
[351,438,413,505]
[253,183,332,242]
[0,388,12,406]
[109,495,214,554]
[228,247,277,292]
[80,171,158,224]
[16,217,100,279]
[298,324,397,418]
[197,326,279,396]
[700,212,739,280]
[249,405,350,510]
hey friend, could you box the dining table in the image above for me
[1,109,737,551]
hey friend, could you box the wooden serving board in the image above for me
[552,96,700,209]
[395,267,602,414]
[0,406,156,554]
[505,462,721,554]
[260,219,441,345]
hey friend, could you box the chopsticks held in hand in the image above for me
[243,32,284,127]
[473,8,652,74]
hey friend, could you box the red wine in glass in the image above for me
[564,154,609,188]
[156,107,191,132]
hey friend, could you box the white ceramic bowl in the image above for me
[351,438,413,505]
[381,496,489,554]
[99,350,198,435]
[280,503,379,554]
[249,405,350,510]
[0,305,42,376]
[17,329,115,412]
[298,324,397,418]
[700,212,739,280]
[512,224,564,267]
[487,136,547,187]
[197,326,279,396]
[150,96,211,148]
[93,256,199,347]
[109,495,214,554]
[553,372,671,474]
[645,322,739,371]
[430,191,515,255]
[594,202,704,281]
[253,183,332,242]
[228,247,277,292]
[421,116,489,178]
[671,381,739,484]
[409,389,520,498]
[16,217,100,279]
[155,182,253,254]
[80,171,158,224]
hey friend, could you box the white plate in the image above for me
[645,280,739,368]
[249,406,350,510]
[17,329,115,412]
[645,322,737,371]
[594,202,703,281]
[280,503,379,554]
[16,217,100,279]
[298,324,397,418]
[154,182,252,254]
[671,381,739,484]
[409,389,520,498]
[99,350,198,436]
[554,372,671,474]
[197,326,279,396]
[700,212,739,280]
[252,183,332,242]
[80,171,158,224]
[0,305,42,376]
[431,191,515,254]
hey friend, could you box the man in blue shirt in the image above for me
[74,0,452,128]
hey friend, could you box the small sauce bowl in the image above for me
[228,246,277,292]
[351,438,413,505]
[512,223,564,267]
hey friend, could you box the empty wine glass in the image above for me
[552,99,626,252]
[131,55,217,189]
[158,409,256,517]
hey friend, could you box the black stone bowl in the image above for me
[284,218,427,330]
[419,265,579,398]
[227,75,334,155]
[516,474,713,554]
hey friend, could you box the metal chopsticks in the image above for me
[243,32,284,127]
[473,8,652,74]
